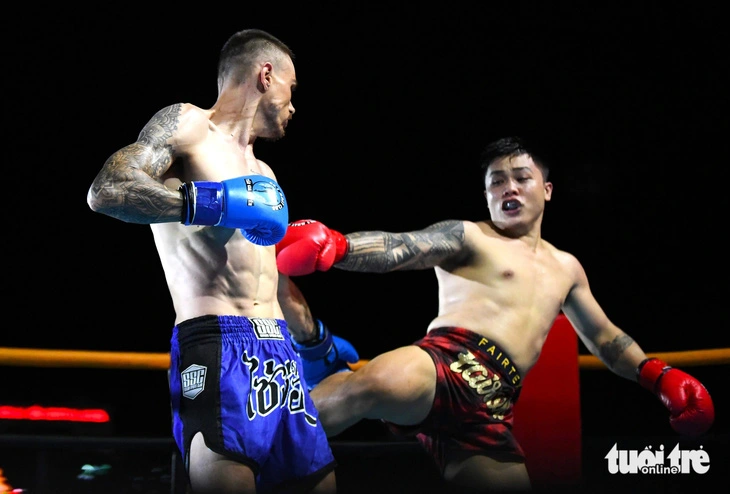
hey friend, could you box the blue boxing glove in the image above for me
[178,174,288,246]
[292,319,359,390]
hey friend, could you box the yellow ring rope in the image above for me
[0,347,728,371]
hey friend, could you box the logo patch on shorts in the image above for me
[251,318,285,340]
[181,364,207,400]
[449,351,512,419]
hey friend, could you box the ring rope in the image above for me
[0,347,728,371]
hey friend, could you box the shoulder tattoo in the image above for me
[138,103,182,146]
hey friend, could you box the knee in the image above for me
[314,366,389,408]
[351,363,397,398]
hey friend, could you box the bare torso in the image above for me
[152,104,283,325]
[427,220,576,374]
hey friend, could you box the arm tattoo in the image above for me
[598,334,635,368]
[138,104,181,146]
[133,103,181,178]
[336,220,465,272]
[88,104,182,223]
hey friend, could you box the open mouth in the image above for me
[502,199,521,211]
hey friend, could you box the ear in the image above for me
[544,181,553,201]
[483,190,488,200]
[258,62,274,91]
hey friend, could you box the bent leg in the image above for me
[310,345,436,437]
[443,452,531,493]
[188,432,256,494]
[309,471,337,494]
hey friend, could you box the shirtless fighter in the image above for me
[274,136,715,492]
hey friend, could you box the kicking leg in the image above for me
[310,345,436,437]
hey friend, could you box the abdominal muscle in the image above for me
[151,223,283,325]
[427,273,564,375]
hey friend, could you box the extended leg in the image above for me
[310,345,437,437]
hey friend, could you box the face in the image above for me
[484,153,552,228]
[258,56,297,141]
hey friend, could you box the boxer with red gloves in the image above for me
[276,219,349,275]
[274,138,716,491]
[277,218,716,437]
[638,357,714,436]
[276,220,358,389]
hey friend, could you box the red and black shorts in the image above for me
[385,327,525,470]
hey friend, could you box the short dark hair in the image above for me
[218,29,295,87]
[479,136,550,182]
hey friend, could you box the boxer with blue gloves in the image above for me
[87,29,337,493]
[291,318,359,391]
[179,174,288,246]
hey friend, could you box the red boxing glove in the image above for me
[276,219,348,276]
[638,358,715,436]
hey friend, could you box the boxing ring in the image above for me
[1,315,728,493]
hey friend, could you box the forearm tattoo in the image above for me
[336,220,465,272]
[598,334,635,368]
[89,104,182,223]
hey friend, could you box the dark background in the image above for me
[2,3,728,491]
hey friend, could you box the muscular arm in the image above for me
[562,254,715,437]
[86,104,184,224]
[335,220,467,273]
[561,254,649,381]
